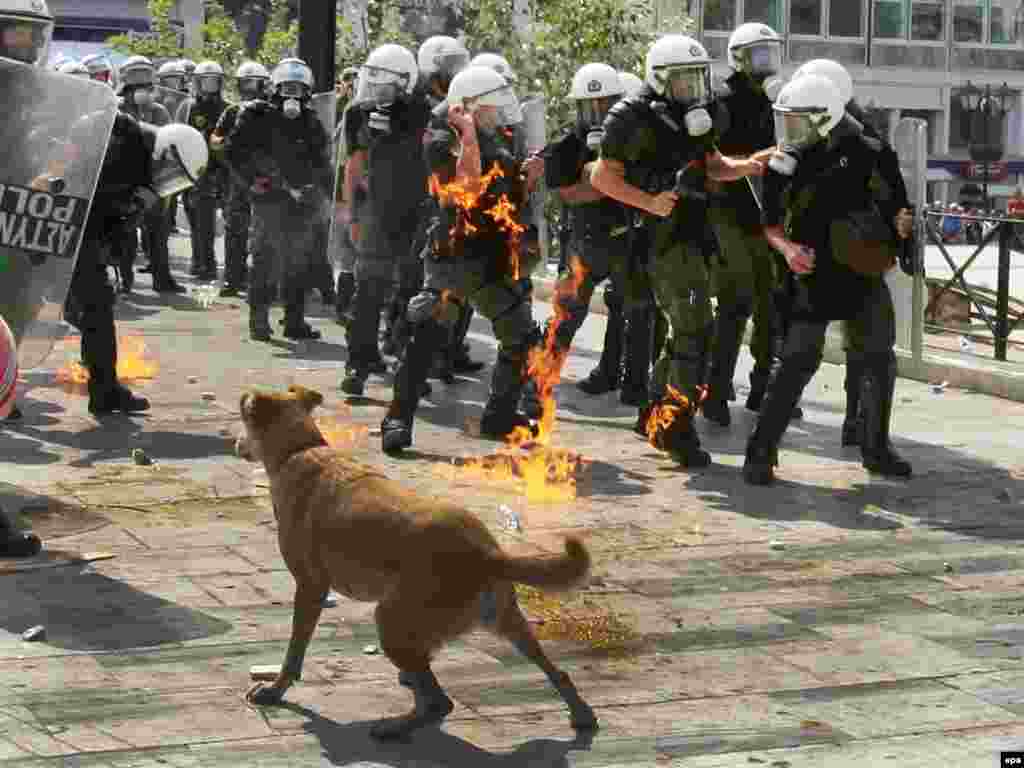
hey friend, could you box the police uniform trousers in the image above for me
[346,221,413,371]
[223,179,251,290]
[707,204,779,405]
[389,252,537,427]
[332,221,357,318]
[647,221,714,406]
[248,197,318,334]
[188,179,219,280]
[553,228,653,397]
[66,234,121,402]
[749,274,896,462]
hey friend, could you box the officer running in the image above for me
[591,34,764,467]
[743,74,914,484]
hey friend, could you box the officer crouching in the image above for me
[744,74,914,485]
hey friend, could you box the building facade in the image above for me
[659,0,1024,203]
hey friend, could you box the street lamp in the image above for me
[959,80,1011,209]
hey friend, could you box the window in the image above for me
[911,0,945,39]
[704,0,736,30]
[991,0,1024,43]
[954,0,983,41]
[744,0,783,29]
[790,0,821,34]
[831,0,863,35]
[874,0,906,37]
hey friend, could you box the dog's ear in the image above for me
[242,391,279,428]
[289,385,324,412]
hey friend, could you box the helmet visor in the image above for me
[434,51,469,81]
[0,16,51,66]
[774,110,824,148]
[198,75,222,94]
[576,96,616,128]
[238,76,264,98]
[654,65,709,106]
[160,74,185,91]
[355,66,409,105]
[735,42,781,78]
[278,80,307,99]
[474,83,520,123]
[121,67,153,88]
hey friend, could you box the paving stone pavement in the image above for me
[2,240,1024,766]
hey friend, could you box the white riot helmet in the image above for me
[355,44,417,106]
[645,35,712,108]
[151,123,209,198]
[119,55,155,89]
[58,60,89,78]
[727,22,782,79]
[180,58,196,76]
[235,60,269,100]
[447,65,522,129]
[619,71,644,98]
[792,59,853,107]
[570,62,623,134]
[772,74,844,150]
[156,59,187,91]
[0,0,53,66]
[417,35,469,87]
[271,58,314,119]
[470,52,517,84]
[193,60,224,97]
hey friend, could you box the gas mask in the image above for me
[132,88,153,107]
[684,106,712,137]
[577,98,613,150]
[282,98,302,119]
[472,105,500,137]
[586,129,604,150]
[768,147,800,176]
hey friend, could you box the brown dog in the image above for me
[236,385,598,739]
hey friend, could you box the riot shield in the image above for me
[310,92,340,270]
[892,117,928,355]
[155,85,191,125]
[0,60,117,371]
[520,95,548,266]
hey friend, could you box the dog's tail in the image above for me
[490,537,590,590]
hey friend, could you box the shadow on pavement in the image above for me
[288,702,595,768]
[0,562,232,651]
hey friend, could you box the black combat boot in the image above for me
[702,308,748,428]
[480,344,534,440]
[248,281,273,341]
[82,302,150,416]
[841,358,864,446]
[0,511,41,558]
[578,296,623,395]
[335,272,355,324]
[860,360,912,477]
[381,319,447,454]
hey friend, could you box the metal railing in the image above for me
[921,210,1022,361]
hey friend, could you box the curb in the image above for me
[532,276,1024,404]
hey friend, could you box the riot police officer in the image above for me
[0,0,54,554]
[226,58,332,341]
[118,55,185,294]
[789,58,913,448]
[340,44,429,395]
[180,57,196,92]
[702,23,786,427]
[381,65,538,453]
[333,65,359,319]
[744,75,914,485]
[81,53,116,89]
[176,60,227,281]
[546,63,654,406]
[156,59,187,93]
[591,35,763,467]
[212,60,269,297]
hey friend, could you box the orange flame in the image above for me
[645,385,705,449]
[315,409,370,449]
[443,447,587,504]
[508,254,589,448]
[55,334,158,393]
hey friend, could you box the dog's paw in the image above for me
[246,682,285,706]
[570,703,599,731]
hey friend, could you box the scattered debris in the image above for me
[959,336,974,353]
[943,562,954,573]
[323,591,339,607]
[131,448,152,466]
[769,540,786,551]
[932,381,948,393]
[187,376,199,384]
[363,644,379,655]
[500,504,522,532]
[22,625,46,642]
[249,665,280,681]
[201,392,217,402]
